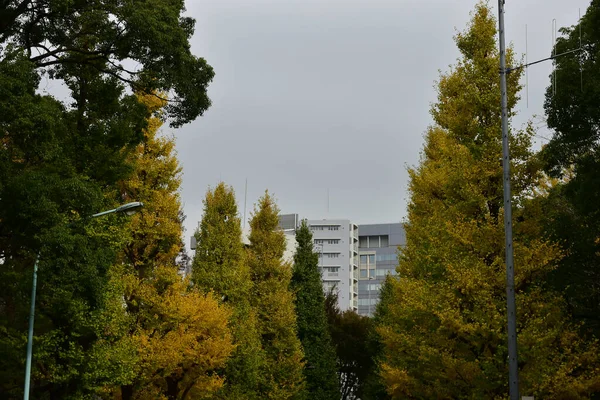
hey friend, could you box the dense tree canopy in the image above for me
[376,3,600,399]
[541,0,600,337]
[0,0,214,127]
[325,289,379,400]
[0,1,215,397]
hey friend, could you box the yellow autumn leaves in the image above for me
[375,2,600,399]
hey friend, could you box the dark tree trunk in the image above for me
[166,376,179,400]
[121,384,134,400]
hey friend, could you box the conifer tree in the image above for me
[247,192,306,399]
[291,220,339,399]
[376,3,600,398]
[97,94,233,400]
[119,92,184,274]
[192,183,265,399]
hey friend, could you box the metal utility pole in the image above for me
[497,1,519,399]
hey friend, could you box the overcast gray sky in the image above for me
[175,0,589,243]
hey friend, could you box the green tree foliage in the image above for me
[192,183,265,399]
[0,55,136,399]
[324,289,378,400]
[1,0,214,127]
[290,221,339,399]
[376,3,600,399]
[541,0,600,336]
[0,1,214,396]
[88,94,234,400]
[247,192,306,399]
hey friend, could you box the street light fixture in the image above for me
[93,201,144,217]
[23,201,144,400]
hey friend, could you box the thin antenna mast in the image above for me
[580,8,583,92]
[243,178,248,230]
[525,24,528,107]
[552,19,557,96]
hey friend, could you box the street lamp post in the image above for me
[23,202,143,400]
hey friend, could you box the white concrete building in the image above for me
[307,219,359,312]
[191,213,358,312]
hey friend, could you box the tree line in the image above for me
[1,0,600,399]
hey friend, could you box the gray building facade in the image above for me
[357,223,405,316]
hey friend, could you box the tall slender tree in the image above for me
[192,183,265,399]
[541,0,600,337]
[376,3,600,398]
[118,92,184,276]
[92,94,233,400]
[247,192,306,399]
[291,220,339,400]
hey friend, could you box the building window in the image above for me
[360,270,368,278]
[327,239,340,244]
[360,255,367,264]
[323,266,340,277]
[328,226,339,231]
[368,236,379,248]
[368,254,375,264]
[358,298,378,306]
[359,236,368,248]
[369,269,376,278]
[376,253,397,262]
[380,235,389,247]
[314,239,324,244]
[325,253,340,258]
[311,226,324,231]
[322,281,338,294]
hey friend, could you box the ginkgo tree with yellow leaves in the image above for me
[192,183,265,400]
[118,266,234,400]
[96,94,234,400]
[119,92,185,274]
[247,192,306,400]
[376,3,600,399]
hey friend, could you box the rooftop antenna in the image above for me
[525,24,528,107]
[498,2,583,400]
[552,18,557,97]
[243,178,248,230]
[580,8,583,92]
